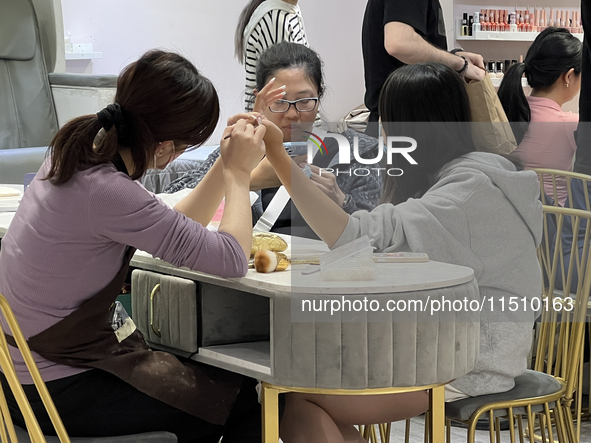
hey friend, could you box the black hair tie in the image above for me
[97,103,131,146]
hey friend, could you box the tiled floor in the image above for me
[382,415,591,442]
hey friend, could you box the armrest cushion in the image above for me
[49,73,117,88]
[0,147,48,184]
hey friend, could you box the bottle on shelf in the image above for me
[461,12,468,36]
[473,12,481,34]
[509,12,517,32]
[468,15,474,36]
[64,31,73,54]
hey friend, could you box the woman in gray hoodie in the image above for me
[261,63,543,442]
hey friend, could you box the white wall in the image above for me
[61,0,367,142]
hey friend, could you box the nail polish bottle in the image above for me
[468,15,474,36]
[509,12,517,32]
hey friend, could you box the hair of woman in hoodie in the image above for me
[498,27,582,144]
[379,62,476,205]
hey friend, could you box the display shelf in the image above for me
[457,30,583,41]
[489,77,529,87]
[65,52,102,60]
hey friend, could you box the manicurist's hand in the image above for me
[220,119,266,176]
[218,119,267,260]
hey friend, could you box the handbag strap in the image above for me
[253,186,291,232]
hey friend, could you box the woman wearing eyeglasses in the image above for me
[165,42,382,238]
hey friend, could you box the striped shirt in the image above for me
[243,2,308,111]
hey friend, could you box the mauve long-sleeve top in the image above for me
[0,160,247,384]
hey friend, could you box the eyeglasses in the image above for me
[268,98,319,113]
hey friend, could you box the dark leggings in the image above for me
[0,369,263,443]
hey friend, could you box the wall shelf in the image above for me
[65,52,102,60]
[457,30,583,41]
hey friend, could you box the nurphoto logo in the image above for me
[304,131,417,177]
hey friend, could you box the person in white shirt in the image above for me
[235,0,308,111]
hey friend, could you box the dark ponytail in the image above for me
[498,27,582,144]
[235,0,267,62]
[498,62,529,144]
[46,50,220,185]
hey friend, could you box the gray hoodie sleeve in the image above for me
[332,204,403,251]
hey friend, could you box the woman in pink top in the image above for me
[498,27,582,205]
[0,50,266,442]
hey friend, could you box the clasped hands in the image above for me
[220,81,347,207]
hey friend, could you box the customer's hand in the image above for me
[253,77,286,114]
[250,157,281,191]
[227,112,263,127]
[220,119,266,176]
[307,164,346,207]
[258,117,285,157]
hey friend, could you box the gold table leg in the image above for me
[430,385,446,443]
[262,383,281,443]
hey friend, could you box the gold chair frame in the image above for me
[363,203,591,443]
[534,168,591,440]
[0,293,70,442]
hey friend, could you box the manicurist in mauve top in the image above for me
[0,50,266,443]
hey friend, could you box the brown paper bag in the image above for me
[465,73,517,154]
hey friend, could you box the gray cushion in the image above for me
[446,370,562,421]
[48,73,118,88]
[0,0,59,150]
[15,426,178,442]
[0,0,36,60]
[0,146,47,184]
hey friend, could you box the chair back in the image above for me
[0,293,69,442]
[536,204,591,443]
[0,0,59,150]
[534,168,591,210]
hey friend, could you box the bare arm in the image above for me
[385,22,485,81]
[262,121,349,248]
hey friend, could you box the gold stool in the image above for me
[260,382,447,443]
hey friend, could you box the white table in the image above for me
[0,196,481,443]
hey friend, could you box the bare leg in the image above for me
[280,391,429,443]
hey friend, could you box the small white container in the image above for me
[320,236,376,281]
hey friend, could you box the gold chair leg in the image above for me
[379,422,391,443]
[261,383,280,443]
[508,408,516,443]
[561,402,576,443]
[429,386,445,443]
[518,414,525,443]
[405,418,411,443]
[489,410,495,443]
[445,419,451,443]
[538,414,548,443]
[527,405,536,443]
[553,405,567,443]
[0,381,17,443]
